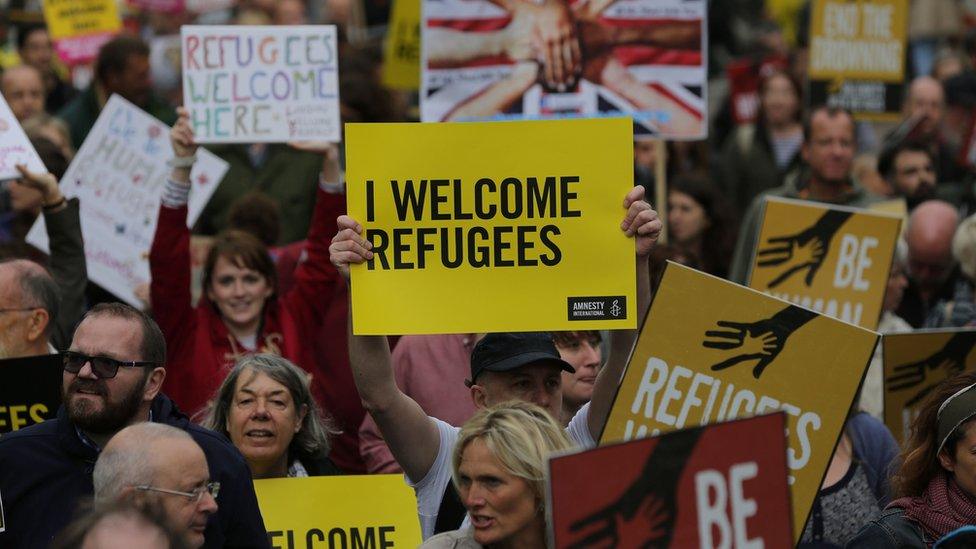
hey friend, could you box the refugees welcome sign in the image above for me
[346,118,635,334]
[181,25,341,143]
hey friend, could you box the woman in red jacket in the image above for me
[150,108,345,415]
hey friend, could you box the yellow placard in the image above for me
[345,118,635,335]
[254,475,422,548]
[382,0,421,90]
[883,330,976,444]
[42,0,121,40]
[808,0,908,82]
[749,197,902,330]
[602,263,878,542]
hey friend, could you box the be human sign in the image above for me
[181,25,341,143]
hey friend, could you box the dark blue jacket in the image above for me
[0,394,271,548]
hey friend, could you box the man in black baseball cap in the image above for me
[330,185,662,539]
[465,332,575,414]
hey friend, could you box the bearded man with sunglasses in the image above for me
[0,303,269,548]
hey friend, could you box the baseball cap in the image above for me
[469,332,575,384]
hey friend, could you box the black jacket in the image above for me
[846,508,930,548]
[0,394,271,548]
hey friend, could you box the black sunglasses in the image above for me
[62,351,160,379]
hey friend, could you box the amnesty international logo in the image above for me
[568,296,627,321]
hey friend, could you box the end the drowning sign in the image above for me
[345,118,635,335]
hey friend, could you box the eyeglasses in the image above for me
[62,351,160,379]
[133,482,220,503]
[0,307,41,314]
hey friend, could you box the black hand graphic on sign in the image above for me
[886,333,976,406]
[567,428,701,549]
[703,306,818,379]
[756,209,853,288]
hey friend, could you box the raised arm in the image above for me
[588,185,659,440]
[148,108,198,358]
[330,216,442,482]
[13,164,87,350]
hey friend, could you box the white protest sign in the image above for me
[0,95,46,181]
[181,25,341,143]
[25,95,228,306]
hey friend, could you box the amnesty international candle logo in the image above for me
[346,118,635,335]
[883,330,976,443]
[602,263,877,542]
[749,197,901,330]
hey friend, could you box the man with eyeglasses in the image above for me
[0,163,87,359]
[0,302,269,548]
[94,423,217,548]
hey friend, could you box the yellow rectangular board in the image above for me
[883,329,976,444]
[602,263,879,542]
[382,0,421,90]
[254,475,422,548]
[748,197,902,330]
[345,118,636,335]
[42,0,121,40]
[808,0,908,82]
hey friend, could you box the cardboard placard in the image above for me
[0,95,46,181]
[254,476,422,547]
[41,0,122,66]
[550,413,793,547]
[602,262,878,541]
[748,197,902,330]
[25,95,228,307]
[345,118,635,335]
[807,0,908,121]
[421,0,708,140]
[181,25,341,144]
[0,354,62,435]
[382,0,421,90]
[883,329,976,444]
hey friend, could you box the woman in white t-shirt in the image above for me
[421,402,575,548]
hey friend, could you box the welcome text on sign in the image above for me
[364,175,581,270]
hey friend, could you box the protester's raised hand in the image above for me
[329,215,373,280]
[13,164,62,208]
[290,141,341,183]
[621,185,662,257]
[171,107,197,159]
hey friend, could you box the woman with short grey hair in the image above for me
[203,354,341,478]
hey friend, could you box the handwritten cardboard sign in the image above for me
[181,25,341,143]
[0,95,46,181]
[25,95,227,306]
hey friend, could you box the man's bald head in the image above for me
[0,65,45,121]
[905,76,946,137]
[0,258,59,358]
[93,423,193,501]
[906,200,959,290]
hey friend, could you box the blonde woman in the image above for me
[421,401,575,548]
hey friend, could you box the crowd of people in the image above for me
[0,0,975,547]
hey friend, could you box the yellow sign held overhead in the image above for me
[345,118,635,335]
[749,197,901,330]
[883,330,976,444]
[254,475,422,548]
[602,263,878,542]
[382,0,421,90]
